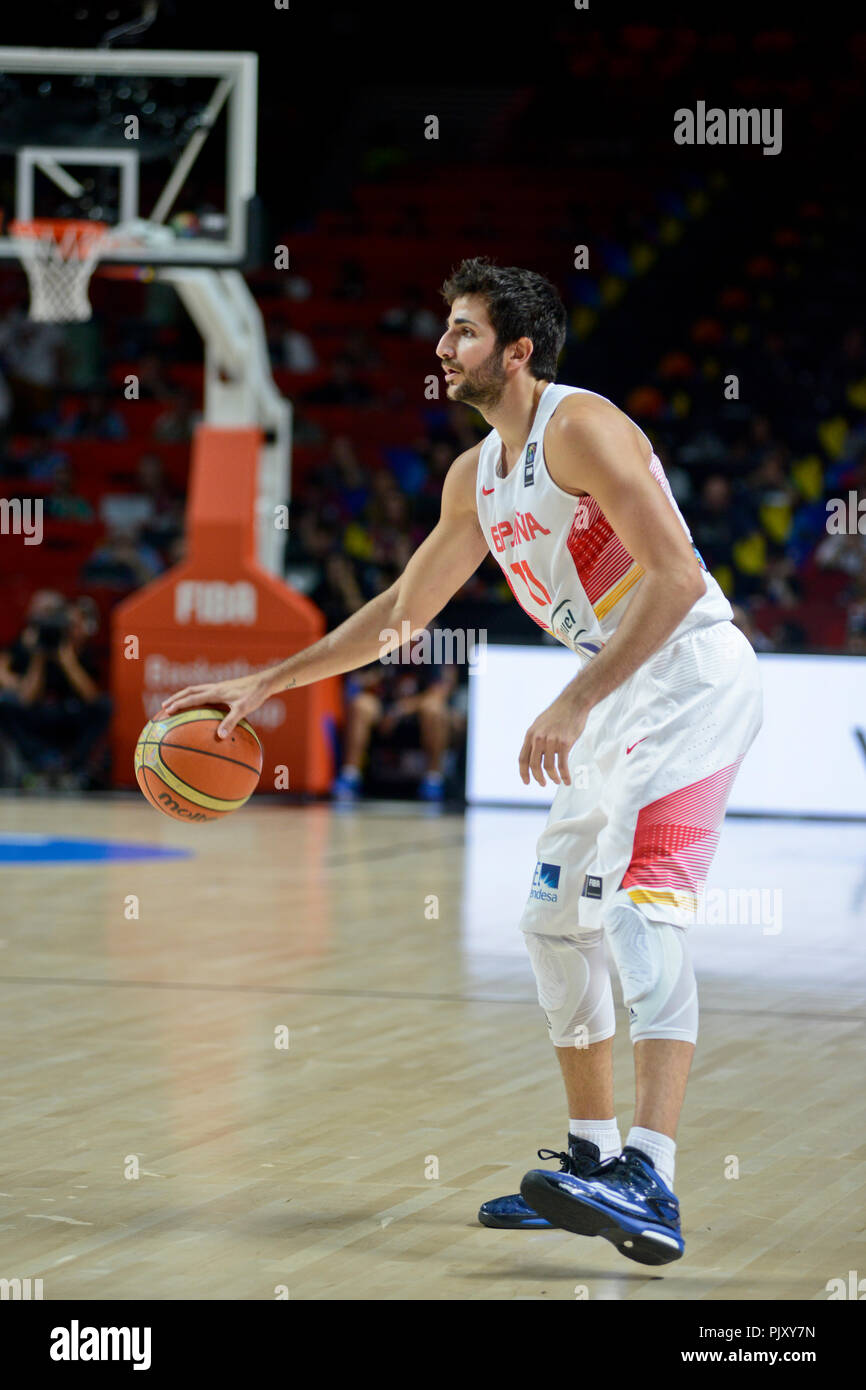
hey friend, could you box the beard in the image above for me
[449,347,508,409]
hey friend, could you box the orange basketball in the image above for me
[134,708,263,822]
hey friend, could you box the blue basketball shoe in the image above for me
[519,1145,684,1264]
[478,1136,603,1229]
[332,767,362,802]
[418,773,445,802]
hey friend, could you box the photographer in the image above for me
[0,591,112,789]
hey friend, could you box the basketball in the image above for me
[134,708,263,822]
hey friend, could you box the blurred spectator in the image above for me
[318,435,370,519]
[0,591,111,789]
[763,545,803,607]
[368,487,416,572]
[152,390,200,443]
[98,454,183,556]
[379,285,442,340]
[409,438,460,530]
[301,357,373,407]
[745,415,775,466]
[293,489,342,560]
[343,475,416,579]
[332,648,459,802]
[81,523,164,589]
[654,441,693,506]
[2,441,67,482]
[690,475,741,568]
[384,436,429,495]
[445,401,484,453]
[333,259,367,301]
[341,330,382,370]
[45,461,94,521]
[768,617,808,651]
[135,454,185,552]
[279,272,313,301]
[731,604,774,652]
[814,523,865,578]
[311,552,366,628]
[134,353,177,401]
[833,444,866,493]
[747,446,799,511]
[282,328,319,371]
[56,391,127,440]
[0,310,66,430]
[284,486,343,596]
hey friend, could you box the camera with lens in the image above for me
[34,612,70,652]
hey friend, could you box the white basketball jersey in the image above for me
[475,383,732,659]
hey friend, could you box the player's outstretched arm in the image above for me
[160,445,488,737]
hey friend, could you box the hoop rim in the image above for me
[8,217,109,260]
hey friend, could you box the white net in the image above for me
[12,221,109,323]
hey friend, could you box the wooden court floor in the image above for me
[1,794,863,1301]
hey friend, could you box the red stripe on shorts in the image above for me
[621,756,745,894]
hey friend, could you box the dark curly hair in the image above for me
[440,257,567,380]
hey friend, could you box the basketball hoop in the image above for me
[9,218,110,323]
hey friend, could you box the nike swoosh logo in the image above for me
[626,737,648,755]
[482,486,495,495]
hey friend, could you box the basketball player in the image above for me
[160,259,762,1266]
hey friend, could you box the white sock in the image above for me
[626,1125,676,1188]
[340,765,361,779]
[424,769,443,783]
[568,1117,621,1162]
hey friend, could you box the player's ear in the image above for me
[508,336,534,369]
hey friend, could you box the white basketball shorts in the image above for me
[519,620,763,935]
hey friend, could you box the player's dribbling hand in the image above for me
[519,691,590,787]
[160,671,274,740]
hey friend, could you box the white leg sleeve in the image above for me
[524,929,616,1047]
[604,900,699,1045]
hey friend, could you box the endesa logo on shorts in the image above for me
[489,510,551,553]
[530,861,561,903]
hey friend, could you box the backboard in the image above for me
[0,47,258,267]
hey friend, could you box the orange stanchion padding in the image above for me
[110,426,338,795]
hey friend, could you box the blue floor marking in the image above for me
[0,835,193,864]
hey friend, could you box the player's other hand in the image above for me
[160,671,274,740]
[519,691,590,787]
